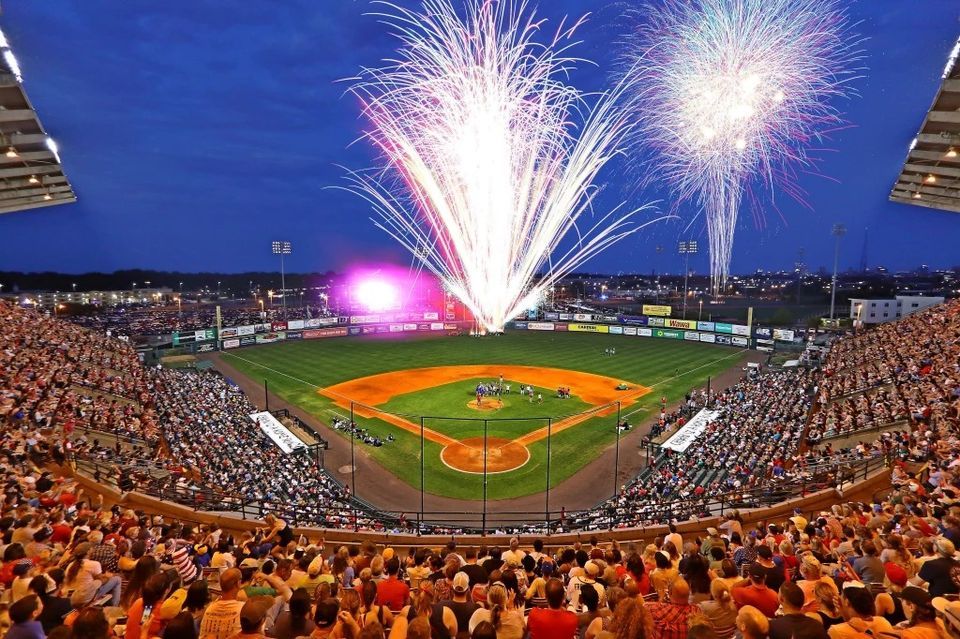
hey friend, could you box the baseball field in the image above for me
[220,331,747,501]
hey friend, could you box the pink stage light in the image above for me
[355,279,399,312]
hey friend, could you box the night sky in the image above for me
[0,1,957,276]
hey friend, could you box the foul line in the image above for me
[620,348,750,421]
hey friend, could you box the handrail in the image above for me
[65,447,890,535]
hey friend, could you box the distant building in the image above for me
[11,288,172,307]
[849,295,943,325]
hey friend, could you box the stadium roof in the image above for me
[890,35,960,213]
[0,25,75,215]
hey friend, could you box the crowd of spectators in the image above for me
[66,305,332,338]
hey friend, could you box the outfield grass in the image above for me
[222,331,747,500]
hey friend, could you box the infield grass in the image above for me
[221,331,747,501]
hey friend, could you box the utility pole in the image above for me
[678,240,698,319]
[830,224,846,320]
[271,241,292,320]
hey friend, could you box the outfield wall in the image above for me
[511,320,752,348]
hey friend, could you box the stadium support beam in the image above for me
[0,150,56,164]
[929,110,960,124]
[0,164,62,179]
[903,163,960,179]
[0,109,37,122]
[890,193,960,214]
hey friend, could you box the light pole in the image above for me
[179,281,184,295]
[131,282,137,304]
[72,283,77,293]
[271,241,292,320]
[829,224,846,320]
[267,290,274,308]
[678,240,698,319]
[698,299,703,322]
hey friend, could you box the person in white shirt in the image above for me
[665,523,683,554]
[566,561,605,613]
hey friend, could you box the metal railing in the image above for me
[66,448,891,536]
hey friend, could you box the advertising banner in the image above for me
[544,312,559,321]
[620,315,648,326]
[697,321,715,332]
[256,332,284,344]
[667,318,697,330]
[219,327,239,339]
[423,312,439,321]
[305,317,338,328]
[755,327,772,338]
[286,331,303,340]
[638,328,653,337]
[528,322,555,331]
[271,321,287,332]
[643,304,672,317]
[512,322,528,330]
[222,338,240,349]
[568,323,609,333]
[443,323,458,330]
[235,325,255,336]
[773,328,795,342]
[171,332,196,345]
[609,325,624,334]
[197,343,215,352]
[430,322,445,330]
[239,336,257,347]
[558,313,573,321]
[732,324,751,336]
[348,327,362,335]
[350,314,380,325]
[715,322,734,334]
[303,327,349,339]
[250,411,305,454]
[662,409,720,452]
[756,338,775,346]
[403,323,418,331]
[684,331,700,341]
[732,336,749,347]
[287,320,305,330]
[601,315,619,323]
[389,324,405,332]
[196,329,216,341]
[715,334,732,345]
[554,323,568,331]
[653,329,683,339]
[624,326,638,336]
[573,313,593,322]
[647,317,666,327]
[362,326,377,334]
[699,333,716,343]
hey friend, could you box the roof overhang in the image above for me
[0,24,76,215]
[890,35,960,213]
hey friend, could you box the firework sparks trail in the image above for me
[346,0,663,332]
[622,0,860,293]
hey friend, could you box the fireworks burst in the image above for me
[622,0,861,292]
[347,0,660,332]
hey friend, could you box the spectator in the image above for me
[735,606,769,639]
[768,582,827,639]
[528,578,578,639]
[828,584,894,639]
[647,578,699,639]
[7,595,45,639]
[732,564,779,618]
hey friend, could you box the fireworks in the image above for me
[622,0,860,292]
[347,0,658,332]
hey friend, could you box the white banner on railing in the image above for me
[250,411,305,454]
[661,408,720,453]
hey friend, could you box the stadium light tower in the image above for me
[829,224,846,320]
[678,240,698,319]
[271,241,292,320]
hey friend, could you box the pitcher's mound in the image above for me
[465,399,504,412]
[440,437,530,474]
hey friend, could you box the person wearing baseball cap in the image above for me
[565,560,604,613]
[441,572,478,636]
[235,596,275,639]
[896,586,943,639]
[917,538,960,597]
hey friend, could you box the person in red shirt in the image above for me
[528,578,578,639]
[732,564,780,618]
[375,557,409,611]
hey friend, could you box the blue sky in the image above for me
[0,1,957,276]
